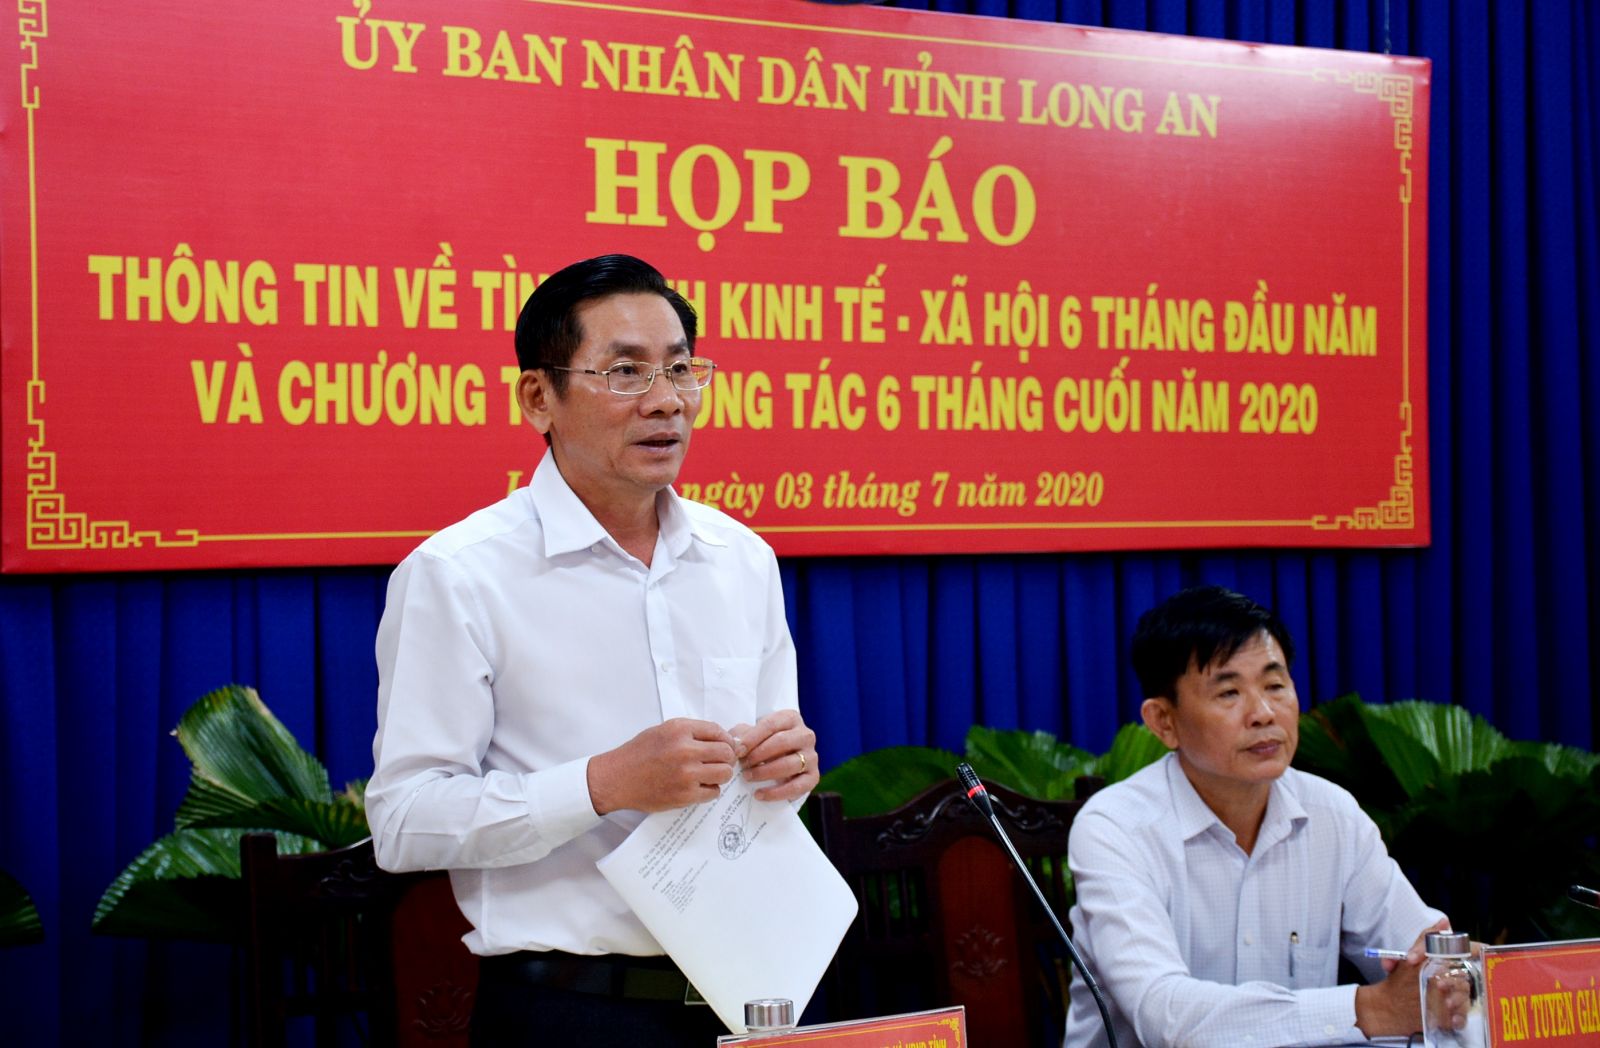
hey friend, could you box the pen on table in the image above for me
[1364,948,1410,961]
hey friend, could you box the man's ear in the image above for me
[1141,697,1180,750]
[516,369,555,436]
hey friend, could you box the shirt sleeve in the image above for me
[1336,797,1447,984]
[754,544,799,720]
[364,550,603,873]
[1069,810,1363,1048]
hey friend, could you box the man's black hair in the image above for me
[1129,585,1295,701]
[513,254,698,395]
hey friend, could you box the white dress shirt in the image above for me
[366,449,798,957]
[1064,753,1443,1048]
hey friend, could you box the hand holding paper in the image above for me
[587,717,739,815]
[730,708,818,802]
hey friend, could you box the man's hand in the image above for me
[1354,917,1449,1037]
[587,718,738,815]
[728,709,818,802]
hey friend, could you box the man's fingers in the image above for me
[678,718,736,744]
[732,720,780,757]
[696,760,735,787]
[688,737,738,765]
[743,727,817,769]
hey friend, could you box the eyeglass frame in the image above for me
[537,357,717,396]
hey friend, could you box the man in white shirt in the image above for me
[1064,585,1447,1048]
[365,254,817,1047]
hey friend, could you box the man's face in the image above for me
[523,292,697,507]
[1142,630,1299,800]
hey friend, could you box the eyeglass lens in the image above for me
[608,360,712,393]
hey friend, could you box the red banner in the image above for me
[1,0,1430,571]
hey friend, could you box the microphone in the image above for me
[1570,884,1600,910]
[956,762,1119,1048]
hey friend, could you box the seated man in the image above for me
[1064,585,1447,1048]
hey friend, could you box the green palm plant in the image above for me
[812,723,1169,917]
[0,870,44,946]
[93,684,370,940]
[1295,694,1600,944]
[814,721,1167,817]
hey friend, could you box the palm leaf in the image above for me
[1360,700,1512,798]
[0,869,44,946]
[176,793,371,848]
[964,726,1094,800]
[1507,739,1600,781]
[815,745,961,817]
[1085,722,1168,784]
[92,826,324,940]
[1294,695,1412,819]
[174,684,332,810]
[1296,693,1373,780]
[96,685,370,941]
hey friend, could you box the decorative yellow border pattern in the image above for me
[1310,69,1417,531]
[19,0,201,551]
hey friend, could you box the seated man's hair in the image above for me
[1130,585,1295,701]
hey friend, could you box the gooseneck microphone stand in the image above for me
[956,762,1120,1048]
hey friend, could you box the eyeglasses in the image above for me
[540,357,716,396]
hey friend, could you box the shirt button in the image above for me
[659,662,672,673]
[1324,1025,1335,1035]
[1243,933,1254,946]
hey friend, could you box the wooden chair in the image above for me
[241,833,478,1047]
[810,778,1096,1048]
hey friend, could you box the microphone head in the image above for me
[956,762,995,816]
[956,762,984,794]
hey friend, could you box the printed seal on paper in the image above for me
[718,824,747,859]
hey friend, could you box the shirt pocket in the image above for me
[701,656,760,728]
[1289,938,1340,989]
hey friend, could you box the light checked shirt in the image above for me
[1064,753,1443,1048]
[366,449,798,957]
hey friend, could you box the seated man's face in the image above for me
[1147,630,1299,798]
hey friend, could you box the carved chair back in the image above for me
[811,779,1087,1047]
[241,833,477,1047]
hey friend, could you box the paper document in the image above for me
[596,776,858,1034]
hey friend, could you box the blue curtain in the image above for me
[3,1,1597,1043]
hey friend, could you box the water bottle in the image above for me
[1418,931,1487,1047]
[743,998,796,1037]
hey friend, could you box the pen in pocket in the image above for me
[1289,931,1298,979]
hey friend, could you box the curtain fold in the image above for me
[2,1,1597,1043]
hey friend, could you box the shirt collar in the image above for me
[1256,769,1308,851]
[529,450,608,556]
[1166,754,1223,842]
[656,483,729,555]
[528,448,728,558]
[1165,753,1308,848]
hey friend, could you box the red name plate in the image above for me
[1484,940,1600,1046]
[717,1006,965,1047]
